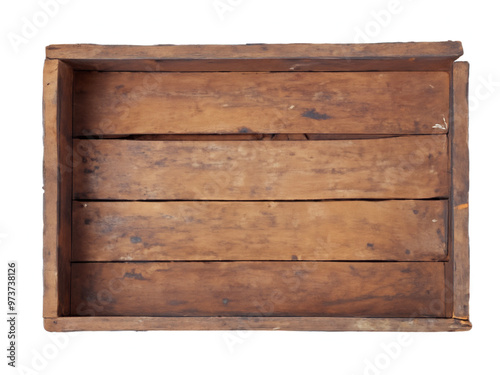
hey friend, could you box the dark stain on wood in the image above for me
[130,236,142,244]
[436,228,446,243]
[123,269,147,280]
[301,108,332,120]
[349,265,360,277]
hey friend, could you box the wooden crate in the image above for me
[43,42,471,331]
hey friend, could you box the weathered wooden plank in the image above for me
[61,58,457,73]
[73,136,448,200]
[73,71,450,136]
[43,59,59,318]
[44,316,472,332]
[48,42,462,72]
[451,62,470,319]
[70,262,445,317]
[43,59,73,317]
[46,42,463,63]
[57,61,73,317]
[72,200,448,261]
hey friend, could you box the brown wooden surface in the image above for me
[47,42,463,60]
[43,42,468,332]
[57,61,73,317]
[43,59,59,318]
[451,62,470,319]
[70,262,445,317]
[73,71,449,136]
[46,42,462,72]
[43,60,73,317]
[72,200,448,261]
[44,316,472,332]
[73,136,448,200]
[61,58,459,73]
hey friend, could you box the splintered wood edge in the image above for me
[44,317,472,332]
[451,62,470,320]
[45,41,463,60]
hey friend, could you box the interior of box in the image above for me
[55,64,452,318]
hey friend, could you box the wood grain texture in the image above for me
[46,42,462,72]
[451,62,470,319]
[43,59,59,318]
[44,317,472,332]
[70,262,445,317]
[57,61,73,317]
[43,59,73,317]
[73,136,448,200]
[72,200,448,261]
[61,58,459,73]
[47,42,463,60]
[73,71,450,136]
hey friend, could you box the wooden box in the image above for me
[43,42,471,331]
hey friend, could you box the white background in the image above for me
[0,0,498,374]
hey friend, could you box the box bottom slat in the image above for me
[70,261,445,318]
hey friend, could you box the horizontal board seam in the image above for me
[69,260,450,263]
[72,198,449,202]
[69,69,454,73]
[72,134,446,140]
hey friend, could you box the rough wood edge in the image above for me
[44,317,472,332]
[46,42,463,60]
[451,61,470,320]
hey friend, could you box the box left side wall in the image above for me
[43,59,73,321]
